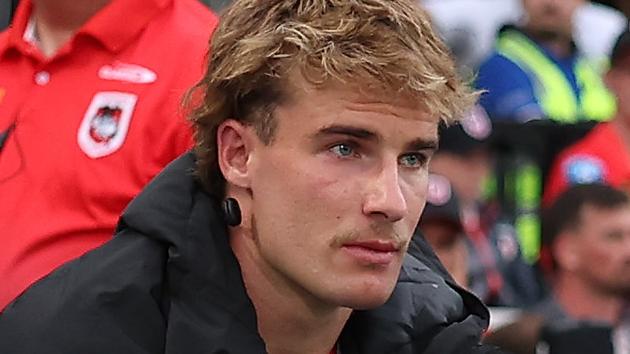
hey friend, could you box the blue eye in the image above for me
[330,143,355,157]
[400,154,425,168]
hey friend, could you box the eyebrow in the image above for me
[314,125,379,141]
[313,124,438,151]
[406,138,438,152]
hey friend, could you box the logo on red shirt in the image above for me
[563,155,606,185]
[78,92,137,158]
[89,106,122,143]
[98,62,157,84]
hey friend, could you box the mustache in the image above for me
[329,222,408,250]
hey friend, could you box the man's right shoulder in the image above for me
[476,52,538,121]
[476,51,533,96]
[0,229,168,354]
[477,52,525,78]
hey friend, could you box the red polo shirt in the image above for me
[544,122,630,205]
[0,0,217,310]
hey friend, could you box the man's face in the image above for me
[521,0,583,39]
[245,81,438,310]
[572,204,630,295]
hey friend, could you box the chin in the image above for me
[344,296,392,310]
[334,280,397,310]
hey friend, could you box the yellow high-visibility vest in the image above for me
[497,29,616,123]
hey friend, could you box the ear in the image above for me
[553,231,581,272]
[217,119,256,189]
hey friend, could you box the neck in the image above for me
[523,28,573,59]
[230,228,350,354]
[554,273,624,324]
[31,0,112,57]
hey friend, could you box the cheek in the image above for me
[402,173,429,227]
[252,152,359,231]
[581,244,616,272]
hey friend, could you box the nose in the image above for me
[362,160,407,222]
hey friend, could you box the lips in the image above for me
[341,240,400,266]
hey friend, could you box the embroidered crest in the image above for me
[78,92,137,158]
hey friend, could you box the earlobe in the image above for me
[217,120,254,189]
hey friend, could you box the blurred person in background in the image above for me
[416,174,471,287]
[421,0,626,76]
[0,0,217,310]
[545,30,630,204]
[430,110,541,306]
[486,183,630,354]
[476,0,616,123]
[421,0,523,73]
[540,183,630,351]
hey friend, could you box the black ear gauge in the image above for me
[223,197,242,227]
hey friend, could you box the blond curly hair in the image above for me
[188,0,478,195]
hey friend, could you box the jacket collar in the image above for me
[121,152,267,353]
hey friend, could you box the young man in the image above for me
[539,184,630,329]
[0,1,502,353]
[487,184,630,353]
[0,0,217,310]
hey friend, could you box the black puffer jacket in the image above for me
[0,153,505,354]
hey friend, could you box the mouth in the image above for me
[341,240,400,266]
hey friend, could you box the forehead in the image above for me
[275,79,440,141]
[579,204,630,228]
[286,75,437,118]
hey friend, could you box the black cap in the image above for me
[439,104,493,156]
[419,174,462,230]
[610,29,630,67]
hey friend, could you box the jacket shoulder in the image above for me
[0,230,167,354]
[341,247,492,354]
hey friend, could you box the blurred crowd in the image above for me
[417,0,630,353]
[1,0,630,353]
